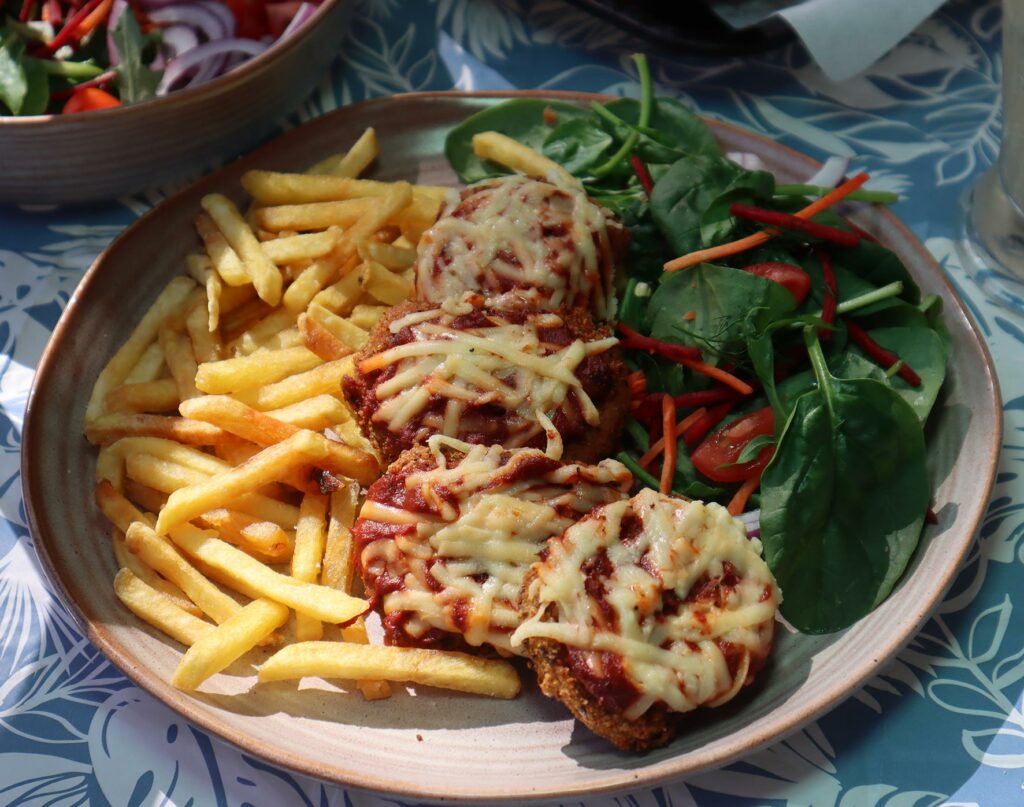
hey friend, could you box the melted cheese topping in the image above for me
[359,298,617,460]
[511,489,781,718]
[357,436,631,653]
[415,176,618,320]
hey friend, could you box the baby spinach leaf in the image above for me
[650,154,774,255]
[832,239,920,304]
[760,329,929,634]
[542,118,613,175]
[647,263,796,356]
[603,96,720,161]
[852,326,948,422]
[112,10,161,104]
[20,56,48,115]
[444,99,591,183]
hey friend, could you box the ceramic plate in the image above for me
[22,92,1002,803]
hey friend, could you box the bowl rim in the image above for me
[21,89,1005,802]
[0,0,343,125]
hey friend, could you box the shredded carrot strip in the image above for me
[727,472,762,516]
[679,358,754,395]
[77,0,112,36]
[639,407,707,468]
[660,395,677,495]
[664,173,871,272]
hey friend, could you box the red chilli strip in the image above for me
[631,155,654,197]
[683,400,737,448]
[46,0,106,52]
[844,318,922,387]
[844,217,878,244]
[730,203,861,248]
[616,323,702,363]
[817,247,838,341]
[19,0,35,23]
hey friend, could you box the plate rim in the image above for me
[21,89,1004,803]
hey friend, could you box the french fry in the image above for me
[266,395,350,430]
[197,508,293,561]
[339,619,392,700]
[167,523,368,623]
[201,194,283,305]
[292,493,328,641]
[111,532,201,616]
[305,304,368,351]
[159,325,201,403]
[308,268,362,315]
[85,414,230,447]
[178,397,377,488]
[258,642,521,699]
[171,598,290,690]
[184,253,213,284]
[86,276,195,423]
[195,347,322,395]
[298,313,353,361]
[114,568,214,647]
[306,127,379,177]
[95,479,156,531]
[242,171,446,206]
[195,212,250,287]
[154,430,330,534]
[357,239,417,270]
[330,419,376,455]
[105,378,180,415]
[362,260,412,305]
[124,341,167,385]
[125,521,242,624]
[321,484,360,593]
[123,479,169,514]
[260,228,342,264]
[349,304,389,330]
[472,130,579,188]
[227,308,299,355]
[122,453,300,529]
[185,298,222,362]
[233,357,353,411]
[221,296,273,340]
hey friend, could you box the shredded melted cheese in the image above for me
[511,489,781,718]
[414,176,618,319]
[358,298,617,460]
[357,436,631,653]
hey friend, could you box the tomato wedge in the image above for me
[62,88,121,114]
[742,262,812,306]
[225,0,270,39]
[691,405,775,483]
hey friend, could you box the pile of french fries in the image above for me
[83,127,520,703]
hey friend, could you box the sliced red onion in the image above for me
[806,156,850,188]
[160,24,199,58]
[281,2,318,39]
[198,0,237,37]
[106,0,129,67]
[157,38,269,95]
[147,4,229,42]
[726,151,765,171]
[737,508,761,538]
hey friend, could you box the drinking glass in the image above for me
[959,0,1024,311]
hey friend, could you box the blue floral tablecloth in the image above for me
[2,1,1023,804]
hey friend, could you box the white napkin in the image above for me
[709,0,948,81]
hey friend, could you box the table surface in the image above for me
[2,1,1023,804]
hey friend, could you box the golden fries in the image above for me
[195,346,321,394]
[167,523,367,623]
[172,598,289,690]
[201,194,283,305]
[292,493,328,641]
[155,430,330,534]
[307,127,379,178]
[86,277,195,423]
[85,414,228,447]
[258,643,521,699]
[114,568,214,647]
[322,484,359,593]
[197,508,293,562]
[362,260,412,305]
[298,313,353,361]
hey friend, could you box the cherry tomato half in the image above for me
[62,88,121,114]
[225,0,270,39]
[742,262,812,306]
[691,405,775,483]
